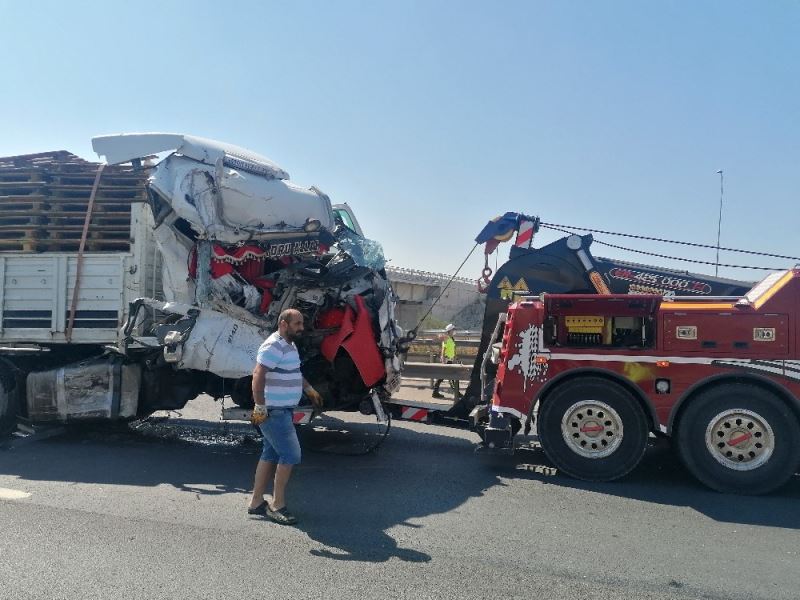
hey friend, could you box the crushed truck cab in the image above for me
[0,134,403,434]
[94,133,405,411]
[486,269,800,494]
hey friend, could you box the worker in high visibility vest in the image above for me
[432,323,459,399]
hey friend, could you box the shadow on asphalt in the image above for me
[496,436,800,530]
[1,415,799,565]
[292,417,495,562]
[0,415,500,563]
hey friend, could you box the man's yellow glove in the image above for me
[251,403,267,425]
[304,386,323,409]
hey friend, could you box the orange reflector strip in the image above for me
[751,270,795,310]
[535,356,549,364]
[656,361,670,368]
[661,303,734,310]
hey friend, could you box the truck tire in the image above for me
[231,377,254,409]
[538,377,649,482]
[0,365,18,437]
[675,383,800,495]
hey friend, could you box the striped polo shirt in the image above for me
[257,331,303,408]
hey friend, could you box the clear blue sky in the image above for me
[1,1,798,283]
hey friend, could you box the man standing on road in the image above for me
[247,308,322,526]
[432,323,459,400]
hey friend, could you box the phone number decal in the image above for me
[607,267,712,295]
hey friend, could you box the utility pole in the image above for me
[715,169,724,276]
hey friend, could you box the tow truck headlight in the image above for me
[655,378,671,394]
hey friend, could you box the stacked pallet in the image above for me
[0,150,148,252]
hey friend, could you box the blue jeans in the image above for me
[258,408,301,465]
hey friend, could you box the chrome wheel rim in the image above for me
[705,409,774,471]
[561,400,623,458]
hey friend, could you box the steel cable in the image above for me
[541,223,795,271]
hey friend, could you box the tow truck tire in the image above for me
[0,364,18,437]
[538,377,649,482]
[675,384,800,495]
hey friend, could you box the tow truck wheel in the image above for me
[0,364,18,437]
[538,377,649,481]
[676,384,800,495]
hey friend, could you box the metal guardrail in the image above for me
[401,361,473,380]
[406,339,479,365]
[387,266,476,286]
[418,329,482,338]
[411,338,480,350]
[402,331,480,384]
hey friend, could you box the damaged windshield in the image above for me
[334,229,386,271]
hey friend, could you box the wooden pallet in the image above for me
[0,215,49,227]
[0,239,131,252]
[0,230,43,241]
[44,196,142,207]
[0,171,144,187]
[47,167,144,186]
[0,201,136,215]
[0,182,45,195]
[0,205,131,217]
[46,184,144,199]
[0,228,130,240]
[0,215,131,228]
[46,229,131,240]
[0,195,50,211]
[0,183,145,200]
[0,151,87,169]
[0,151,146,254]
[0,168,46,183]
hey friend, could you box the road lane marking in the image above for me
[0,487,31,500]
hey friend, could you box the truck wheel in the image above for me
[675,384,800,495]
[0,365,18,437]
[538,377,649,482]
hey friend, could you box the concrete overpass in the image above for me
[386,266,483,332]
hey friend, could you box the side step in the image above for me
[386,399,471,428]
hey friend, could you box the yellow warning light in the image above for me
[535,356,549,364]
[656,361,670,368]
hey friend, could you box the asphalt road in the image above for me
[1,391,798,600]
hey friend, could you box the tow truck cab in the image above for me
[486,269,800,494]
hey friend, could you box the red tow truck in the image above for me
[482,269,800,494]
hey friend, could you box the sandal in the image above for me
[247,500,268,516]
[267,506,298,525]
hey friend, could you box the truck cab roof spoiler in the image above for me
[91,133,290,180]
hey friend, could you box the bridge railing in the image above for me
[402,330,481,386]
